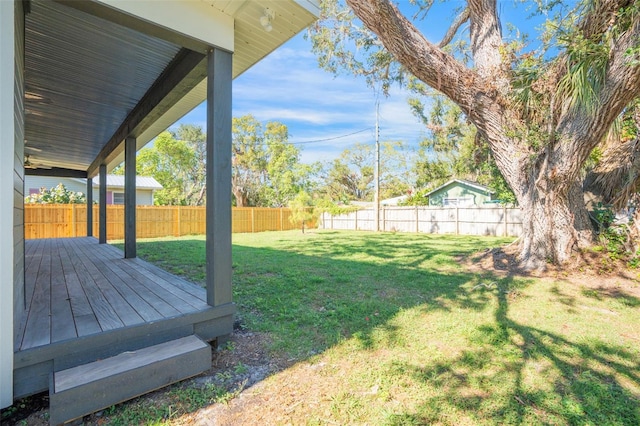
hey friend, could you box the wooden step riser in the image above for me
[49,336,210,425]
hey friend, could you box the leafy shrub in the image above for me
[25,183,86,204]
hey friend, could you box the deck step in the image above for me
[49,335,211,425]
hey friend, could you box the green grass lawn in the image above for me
[123,230,639,425]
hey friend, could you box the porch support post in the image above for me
[124,136,136,258]
[99,164,107,244]
[205,47,232,306]
[86,177,93,237]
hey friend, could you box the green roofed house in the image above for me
[425,179,495,206]
[1,1,319,423]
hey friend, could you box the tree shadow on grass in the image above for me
[130,235,639,424]
[385,279,640,425]
[132,235,510,356]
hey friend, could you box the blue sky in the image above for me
[175,1,552,164]
[176,32,428,164]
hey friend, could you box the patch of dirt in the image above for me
[465,244,640,297]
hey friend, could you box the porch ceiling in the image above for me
[23,0,319,177]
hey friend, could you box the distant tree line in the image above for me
[110,111,514,210]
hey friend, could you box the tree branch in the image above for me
[577,0,634,42]
[438,7,470,48]
[345,0,479,110]
[555,11,640,183]
[467,0,505,81]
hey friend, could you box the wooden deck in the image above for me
[14,237,235,399]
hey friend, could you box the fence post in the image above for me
[178,206,182,236]
[251,208,255,233]
[71,204,76,237]
[415,205,419,233]
[455,206,459,235]
[280,208,284,231]
[503,206,508,237]
[331,212,334,230]
[382,207,386,232]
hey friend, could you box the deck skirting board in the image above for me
[14,304,234,398]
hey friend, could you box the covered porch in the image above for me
[1,0,319,421]
[14,237,233,400]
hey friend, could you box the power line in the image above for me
[289,127,374,145]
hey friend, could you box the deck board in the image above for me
[58,240,102,336]
[24,238,44,315]
[67,246,125,332]
[94,259,175,321]
[114,259,207,313]
[50,240,77,343]
[66,238,144,327]
[18,237,212,351]
[22,240,52,349]
[130,258,207,300]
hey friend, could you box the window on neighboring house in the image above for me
[113,192,125,205]
[443,197,473,207]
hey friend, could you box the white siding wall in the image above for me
[0,0,22,408]
[25,176,86,195]
[136,189,154,205]
[94,188,154,205]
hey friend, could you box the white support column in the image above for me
[205,48,233,307]
[0,0,16,408]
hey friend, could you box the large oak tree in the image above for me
[313,0,640,268]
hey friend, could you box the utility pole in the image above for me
[374,98,380,232]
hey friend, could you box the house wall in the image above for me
[25,176,86,195]
[0,0,23,408]
[429,184,491,206]
[25,176,156,205]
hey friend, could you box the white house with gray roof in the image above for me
[25,175,163,205]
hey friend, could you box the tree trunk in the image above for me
[516,174,594,269]
[233,187,248,208]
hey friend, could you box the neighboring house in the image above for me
[381,195,408,206]
[1,0,319,422]
[425,179,495,206]
[25,175,162,205]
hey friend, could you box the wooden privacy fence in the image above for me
[320,205,523,237]
[25,205,305,240]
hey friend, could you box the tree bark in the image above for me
[518,176,593,268]
[233,187,248,208]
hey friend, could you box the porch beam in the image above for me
[55,0,225,52]
[205,48,232,307]
[25,168,87,178]
[99,165,107,244]
[86,48,206,178]
[124,137,136,259]
[86,178,93,237]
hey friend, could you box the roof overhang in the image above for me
[424,179,495,197]
[23,0,319,178]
